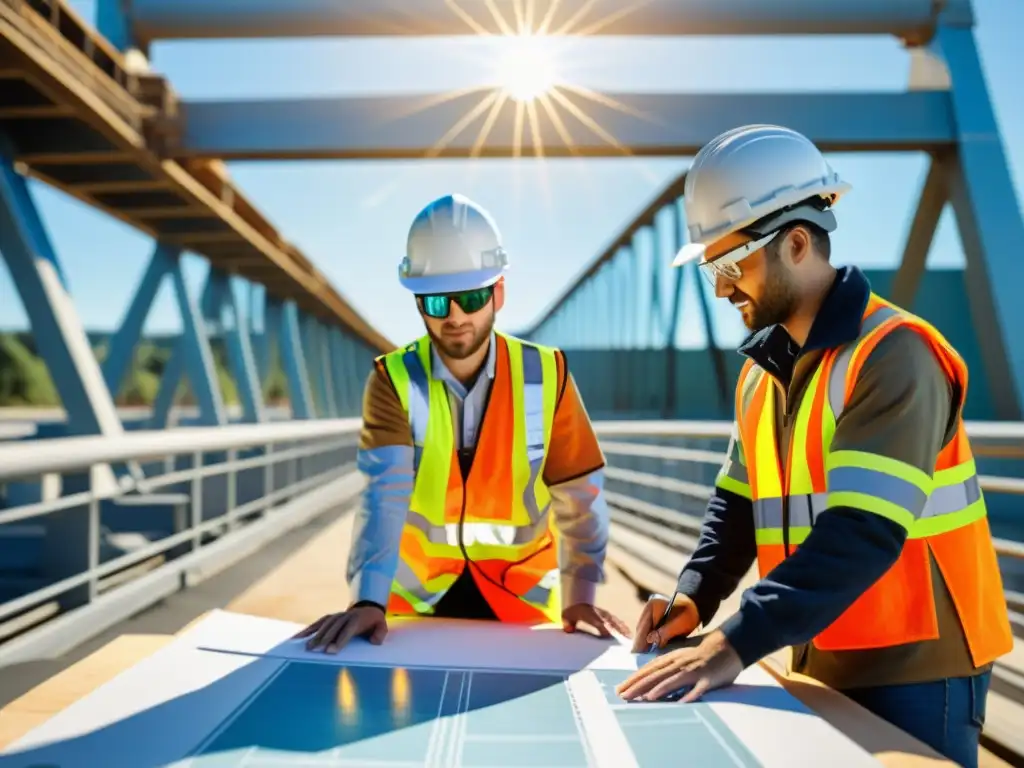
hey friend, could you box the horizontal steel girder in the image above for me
[172,91,956,161]
[127,0,972,44]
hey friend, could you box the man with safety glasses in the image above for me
[615,125,1010,768]
[299,193,630,653]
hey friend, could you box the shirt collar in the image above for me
[736,265,871,384]
[430,331,497,396]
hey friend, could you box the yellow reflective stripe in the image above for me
[390,581,433,613]
[755,526,812,546]
[935,460,976,486]
[505,335,532,528]
[754,380,782,497]
[716,473,751,500]
[909,498,986,539]
[826,491,916,531]
[412,339,452,525]
[788,364,824,496]
[535,342,558,516]
[539,342,558,461]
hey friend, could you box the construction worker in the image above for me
[616,125,1012,768]
[298,193,630,652]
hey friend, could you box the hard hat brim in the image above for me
[399,267,505,296]
[671,242,706,269]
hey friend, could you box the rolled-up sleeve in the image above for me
[543,353,609,608]
[346,364,414,607]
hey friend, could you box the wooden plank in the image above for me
[0,633,172,750]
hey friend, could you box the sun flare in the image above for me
[494,33,558,102]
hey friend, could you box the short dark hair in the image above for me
[767,222,832,262]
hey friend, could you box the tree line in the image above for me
[0,332,289,407]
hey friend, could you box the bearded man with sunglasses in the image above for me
[614,125,1010,768]
[298,193,630,654]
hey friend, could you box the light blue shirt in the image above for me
[433,331,496,452]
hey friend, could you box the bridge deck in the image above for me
[0,502,1013,767]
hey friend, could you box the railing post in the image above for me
[226,449,238,530]
[191,451,203,551]
[263,442,275,515]
[87,465,101,602]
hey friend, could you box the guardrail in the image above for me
[593,418,1024,762]
[0,418,365,666]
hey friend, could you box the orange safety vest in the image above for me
[378,332,562,624]
[733,293,1012,665]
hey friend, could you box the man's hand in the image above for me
[562,603,633,638]
[615,629,743,703]
[294,605,388,653]
[631,593,701,652]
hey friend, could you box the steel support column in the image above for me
[279,301,314,420]
[102,243,177,400]
[317,323,339,418]
[150,266,227,428]
[930,23,1024,420]
[0,152,124,440]
[670,200,731,412]
[224,280,266,424]
[889,158,949,307]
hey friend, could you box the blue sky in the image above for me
[2,0,1021,349]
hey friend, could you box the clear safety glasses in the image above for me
[698,231,780,286]
[418,286,494,319]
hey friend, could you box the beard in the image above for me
[426,311,494,360]
[737,260,799,332]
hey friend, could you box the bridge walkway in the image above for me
[0,501,1013,768]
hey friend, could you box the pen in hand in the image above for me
[647,590,679,653]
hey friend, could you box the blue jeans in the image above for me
[841,672,991,768]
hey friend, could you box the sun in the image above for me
[494,33,558,102]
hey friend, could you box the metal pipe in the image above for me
[128,0,971,44]
[0,418,361,481]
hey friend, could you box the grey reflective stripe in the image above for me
[827,305,901,417]
[827,465,929,518]
[522,582,552,605]
[753,494,827,529]
[404,508,552,547]
[522,344,545,462]
[394,558,447,611]
[404,346,431,447]
[402,511,449,546]
[921,476,982,519]
[738,363,762,417]
[724,461,748,484]
[520,455,548,522]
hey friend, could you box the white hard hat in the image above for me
[398,193,509,295]
[672,124,851,267]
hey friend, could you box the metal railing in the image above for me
[0,418,365,666]
[593,419,1024,761]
